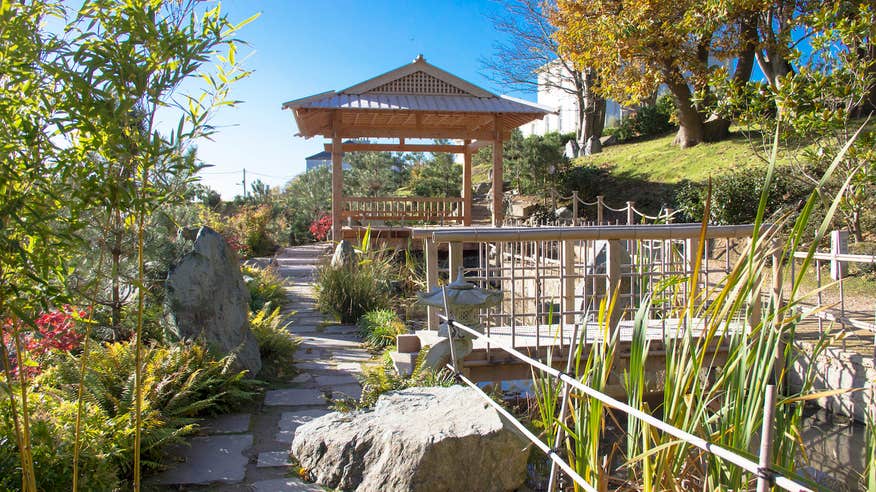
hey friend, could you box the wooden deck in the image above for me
[414,318,735,390]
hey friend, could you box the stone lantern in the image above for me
[416,268,503,371]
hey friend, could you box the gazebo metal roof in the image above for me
[283,55,553,140]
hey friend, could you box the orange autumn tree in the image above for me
[551,0,759,148]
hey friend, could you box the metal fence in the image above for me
[436,307,814,492]
[413,224,753,354]
[790,229,876,359]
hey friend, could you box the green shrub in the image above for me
[32,340,259,479]
[604,95,676,143]
[242,264,288,312]
[250,305,300,380]
[674,166,811,224]
[315,262,391,324]
[357,309,407,351]
[334,350,455,410]
[0,389,122,491]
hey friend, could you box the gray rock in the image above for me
[166,227,261,376]
[330,240,357,269]
[555,206,573,219]
[599,133,617,147]
[291,386,529,492]
[584,135,603,154]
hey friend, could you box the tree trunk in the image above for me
[666,79,705,148]
[111,227,121,330]
[577,69,605,155]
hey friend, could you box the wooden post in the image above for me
[756,385,777,492]
[571,191,579,225]
[449,241,463,280]
[492,116,504,227]
[331,132,343,242]
[597,195,604,225]
[607,240,623,331]
[830,229,849,280]
[686,237,701,307]
[463,139,473,226]
[626,201,635,225]
[425,237,439,330]
[562,240,576,325]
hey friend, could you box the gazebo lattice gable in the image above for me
[282,55,553,240]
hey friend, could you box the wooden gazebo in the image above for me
[283,55,552,241]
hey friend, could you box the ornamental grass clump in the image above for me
[315,263,391,324]
[357,309,407,351]
[315,233,394,324]
[242,264,289,312]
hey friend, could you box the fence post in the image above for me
[572,191,579,226]
[830,229,849,280]
[626,201,635,225]
[449,241,463,280]
[597,195,604,225]
[607,240,623,330]
[425,237,439,331]
[686,237,701,307]
[756,384,777,492]
[665,207,674,224]
[562,239,576,325]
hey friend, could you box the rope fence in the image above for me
[529,192,683,227]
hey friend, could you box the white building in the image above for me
[521,60,626,138]
[304,148,352,172]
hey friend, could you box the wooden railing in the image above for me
[342,196,464,225]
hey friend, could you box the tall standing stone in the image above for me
[166,227,261,376]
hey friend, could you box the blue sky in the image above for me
[194,0,520,199]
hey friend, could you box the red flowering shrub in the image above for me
[309,214,332,241]
[2,306,85,377]
[224,231,249,258]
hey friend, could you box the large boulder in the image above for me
[291,386,529,492]
[166,226,261,376]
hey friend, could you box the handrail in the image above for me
[792,251,876,263]
[342,196,464,224]
[342,196,463,203]
[418,223,755,242]
[437,312,814,492]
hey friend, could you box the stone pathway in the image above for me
[151,242,375,491]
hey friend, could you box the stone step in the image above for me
[264,388,326,407]
[275,257,322,266]
[257,451,293,468]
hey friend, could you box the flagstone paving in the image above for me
[151,242,378,490]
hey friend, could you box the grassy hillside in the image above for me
[576,130,780,185]
[471,129,784,213]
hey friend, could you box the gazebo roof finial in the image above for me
[413,54,425,63]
